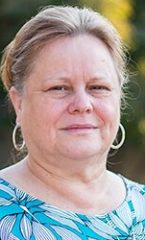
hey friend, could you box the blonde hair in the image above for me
[1,5,127,93]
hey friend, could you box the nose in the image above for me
[68,89,94,114]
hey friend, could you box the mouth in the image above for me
[61,124,97,132]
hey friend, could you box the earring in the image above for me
[12,124,25,151]
[111,123,125,150]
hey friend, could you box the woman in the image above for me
[0,5,145,240]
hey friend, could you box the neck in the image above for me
[16,156,124,215]
[25,152,108,184]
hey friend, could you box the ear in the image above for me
[9,87,22,124]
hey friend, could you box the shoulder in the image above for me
[0,177,18,222]
[0,177,17,203]
[122,176,145,195]
[121,176,145,222]
[0,160,27,186]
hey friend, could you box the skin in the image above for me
[0,34,126,215]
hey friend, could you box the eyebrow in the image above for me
[43,71,112,83]
[44,76,71,83]
[46,75,108,80]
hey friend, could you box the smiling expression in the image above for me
[11,34,121,162]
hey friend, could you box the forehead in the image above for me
[26,34,118,86]
[37,34,113,64]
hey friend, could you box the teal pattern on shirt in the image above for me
[0,176,145,240]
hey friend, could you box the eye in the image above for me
[87,84,112,97]
[43,85,71,98]
[43,85,71,92]
[88,85,110,91]
[47,85,70,91]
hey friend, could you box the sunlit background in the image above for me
[0,0,145,182]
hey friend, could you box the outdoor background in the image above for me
[0,0,145,183]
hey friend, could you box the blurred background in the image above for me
[0,0,145,182]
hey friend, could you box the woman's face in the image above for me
[11,34,121,161]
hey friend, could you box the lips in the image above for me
[61,124,97,130]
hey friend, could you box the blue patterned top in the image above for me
[0,176,145,240]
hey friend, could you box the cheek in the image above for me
[95,100,120,124]
[20,100,45,132]
[33,101,65,128]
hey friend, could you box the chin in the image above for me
[61,144,103,160]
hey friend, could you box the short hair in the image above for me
[0,5,128,93]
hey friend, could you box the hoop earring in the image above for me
[111,123,125,150]
[12,124,25,151]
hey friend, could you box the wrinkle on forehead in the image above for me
[25,34,119,90]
